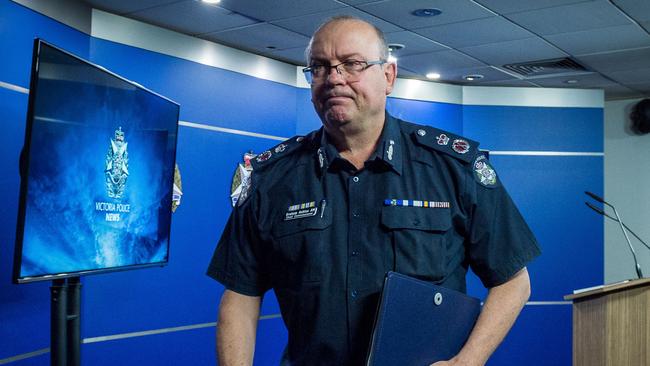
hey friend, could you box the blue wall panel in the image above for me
[488,305,572,366]
[492,155,604,300]
[5,353,49,366]
[82,320,286,366]
[0,87,52,359]
[254,317,288,365]
[89,38,297,138]
[295,88,320,135]
[0,0,89,88]
[81,327,215,366]
[387,96,463,134]
[464,105,603,152]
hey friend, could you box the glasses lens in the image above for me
[303,68,313,84]
[343,61,364,74]
[305,60,380,84]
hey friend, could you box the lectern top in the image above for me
[564,277,650,301]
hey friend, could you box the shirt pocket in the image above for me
[381,205,451,283]
[270,213,331,287]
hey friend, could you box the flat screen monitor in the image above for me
[13,39,179,283]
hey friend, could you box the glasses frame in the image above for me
[302,59,386,85]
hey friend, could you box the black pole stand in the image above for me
[51,279,67,366]
[51,277,81,366]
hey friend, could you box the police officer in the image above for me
[208,15,540,366]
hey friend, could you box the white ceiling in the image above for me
[81,0,650,100]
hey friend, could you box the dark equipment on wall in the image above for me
[630,98,650,135]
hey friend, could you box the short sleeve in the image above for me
[206,192,271,296]
[464,157,541,288]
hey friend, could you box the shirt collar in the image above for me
[375,112,403,175]
[314,112,403,175]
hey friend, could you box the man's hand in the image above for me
[216,290,262,366]
[429,268,531,366]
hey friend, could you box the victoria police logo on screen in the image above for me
[95,127,131,222]
[105,127,129,198]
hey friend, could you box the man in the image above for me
[207,16,540,366]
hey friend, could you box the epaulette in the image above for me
[250,134,311,170]
[403,121,479,164]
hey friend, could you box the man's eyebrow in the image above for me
[309,54,366,63]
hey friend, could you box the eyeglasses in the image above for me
[302,59,385,84]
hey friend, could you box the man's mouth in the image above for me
[324,92,353,104]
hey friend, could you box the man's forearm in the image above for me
[435,268,531,366]
[217,290,262,366]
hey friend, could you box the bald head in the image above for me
[305,16,389,64]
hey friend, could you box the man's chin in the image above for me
[324,114,351,127]
[323,107,353,125]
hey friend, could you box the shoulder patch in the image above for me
[472,154,500,188]
[230,152,256,207]
[250,135,307,170]
[405,123,479,163]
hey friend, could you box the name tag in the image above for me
[284,201,318,221]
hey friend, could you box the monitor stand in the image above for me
[51,277,81,366]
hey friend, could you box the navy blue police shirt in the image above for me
[207,113,540,366]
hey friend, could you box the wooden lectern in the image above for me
[564,278,650,366]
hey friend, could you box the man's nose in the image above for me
[325,65,345,83]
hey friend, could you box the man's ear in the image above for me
[384,62,397,95]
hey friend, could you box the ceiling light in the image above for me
[426,72,441,80]
[411,8,442,17]
[202,0,221,4]
[565,79,579,84]
[387,43,405,53]
[463,74,484,81]
[386,44,403,64]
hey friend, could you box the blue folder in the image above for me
[366,272,481,366]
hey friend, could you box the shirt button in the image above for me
[351,290,358,298]
[351,250,359,256]
[352,176,359,183]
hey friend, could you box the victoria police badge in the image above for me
[105,127,129,199]
[473,154,498,187]
[230,151,256,207]
[172,164,183,213]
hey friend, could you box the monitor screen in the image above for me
[13,40,179,283]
